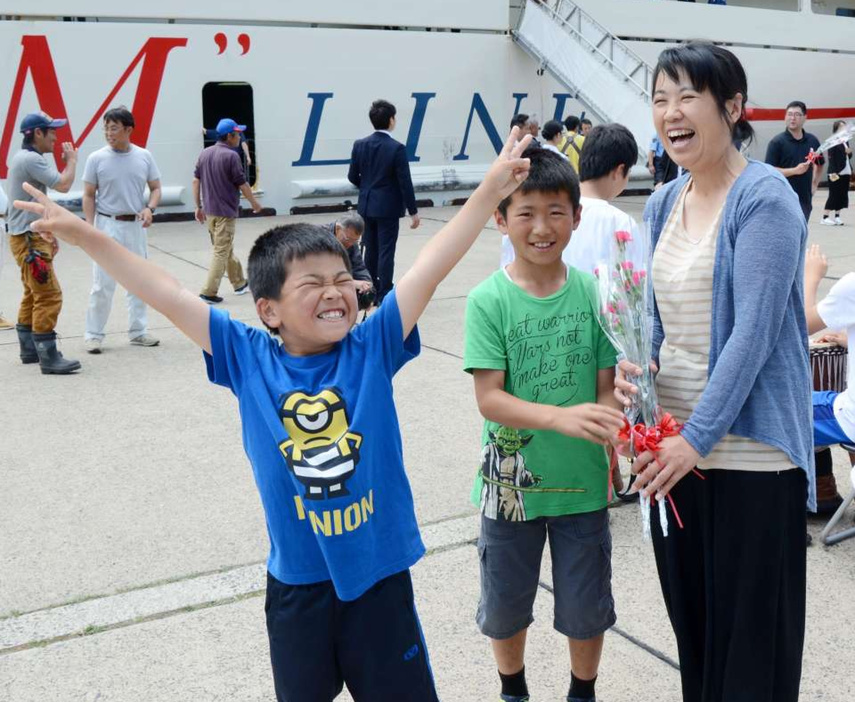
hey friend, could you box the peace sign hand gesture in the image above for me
[481,127,532,200]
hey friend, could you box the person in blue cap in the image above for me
[201,124,251,178]
[193,117,262,304]
[6,111,81,374]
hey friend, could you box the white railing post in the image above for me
[512,0,654,163]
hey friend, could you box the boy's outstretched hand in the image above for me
[550,403,625,445]
[482,127,532,200]
[15,182,87,247]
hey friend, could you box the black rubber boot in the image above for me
[32,331,81,375]
[16,324,39,364]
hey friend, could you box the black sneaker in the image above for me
[200,294,224,304]
[234,283,250,296]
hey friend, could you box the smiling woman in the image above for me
[617,42,814,702]
[652,43,754,172]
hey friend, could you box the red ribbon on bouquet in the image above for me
[805,149,821,164]
[619,413,690,530]
[620,412,681,456]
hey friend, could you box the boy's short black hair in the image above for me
[369,100,396,130]
[104,106,135,128]
[579,123,638,182]
[580,118,592,128]
[563,115,581,132]
[510,113,529,131]
[787,100,807,116]
[498,146,580,217]
[541,119,564,142]
[248,223,352,307]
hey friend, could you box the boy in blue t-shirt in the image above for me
[14,130,534,701]
[464,148,624,702]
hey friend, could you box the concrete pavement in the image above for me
[1,191,854,701]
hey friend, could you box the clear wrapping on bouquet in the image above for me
[591,224,682,539]
[592,225,659,427]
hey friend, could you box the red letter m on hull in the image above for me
[0,35,186,177]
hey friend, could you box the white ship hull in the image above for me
[0,1,852,214]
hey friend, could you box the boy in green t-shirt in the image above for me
[464,147,624,702]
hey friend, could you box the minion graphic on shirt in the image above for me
[278,388,363,500]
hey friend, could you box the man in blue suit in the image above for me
[347,99,419,303]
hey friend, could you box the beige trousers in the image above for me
[202,216,246,296]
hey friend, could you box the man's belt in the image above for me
[98,212,137,222]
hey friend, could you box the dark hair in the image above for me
[22,127,49,149]
[541,119,564,142]
[579,123,638,182]
[832,120,846,133]
[498,146,580,217]
[786,100,807,116]
[563,115,581,132]
[369,100,396,130]
[580,118,592,127]
[248,224,352,306]
[103,106,135,128]
[510,113,529,130]
[653,42,754,146]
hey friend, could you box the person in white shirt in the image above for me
[805,245,855,513]
[500,123,641,271]
[566,123,641,274]
[82,107,162,353]
[541,120,568,160]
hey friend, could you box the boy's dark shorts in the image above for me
[476,509,616,640]
[266,569,438,702]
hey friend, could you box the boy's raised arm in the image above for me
[395,128,532,338]
[15,183,212,353]
[804,244,829,335]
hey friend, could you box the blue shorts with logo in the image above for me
[814,391,854,447]
[265,569,438,702]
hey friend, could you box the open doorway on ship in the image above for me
[202,82,257,188]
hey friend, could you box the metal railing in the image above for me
[514,0,654,102]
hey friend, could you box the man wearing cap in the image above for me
[202,125,251,180]
[6,111,80,374]
[82,106,163,353]
[193,117,262,304]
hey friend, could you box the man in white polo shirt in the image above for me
[82,106,162,353]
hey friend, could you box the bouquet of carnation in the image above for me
[593,226,682,538]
